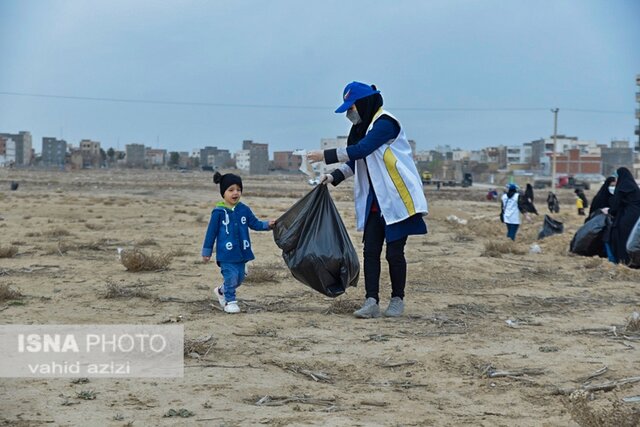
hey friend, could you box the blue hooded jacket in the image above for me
[201,202,270,263]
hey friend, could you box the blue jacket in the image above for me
[201,202,270,263]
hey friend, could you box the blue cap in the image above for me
[508,183,517,190]
[335,81,380,113]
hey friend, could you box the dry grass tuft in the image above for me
[0,245,19,258]
[169,248,190,257]
[324,298,361,315]
[583,257,604,269]
[43,228,71,238]
[184,335,216,358]
[84,223,104,230]
[102,281,151,299]
[453,233,474,242]
[625,312,640,333]
[245,264,281,284]
[540,232,573,256]
[481,240,526,258]
[120,248,172,271]
[135,238,158,247]
[0,283,23,302]
[565,390,640,427]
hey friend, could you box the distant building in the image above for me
[177,152,191,168]
[200,146,231,169]
[125,143,146,167]
[0,136,16,167]
[408,139,417,159]
[235,149,250,171]
[79,139,101,168]
[242,140,269,175]
[42,137,67,167]
[602,140,633,176]
[452,149,471,162]
[146,148,167,167]
[273,151,302,172]
[0,131,32,166]
[552,148,601,175]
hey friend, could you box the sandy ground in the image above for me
[1,169,640,427]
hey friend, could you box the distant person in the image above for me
[575,193,585,216]
[603,167,640,265]
[501,184,524,241]
[307,81,428,318]
[520,183,538,216]
[486,188,498,201]
[587,176,616,222]
[201,171,276,313]
[436,181,441,191]
[547,192,559,213]
[574,189,588,214]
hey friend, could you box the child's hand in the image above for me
[202,256,211,263]
[268,219,276,229]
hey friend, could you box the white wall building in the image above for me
[506,145,531,165]
[2,139,16,166]
[452,150,470,161]
[235,149,250,171]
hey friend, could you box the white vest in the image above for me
[353,109,428,231]
[501,193,521,225]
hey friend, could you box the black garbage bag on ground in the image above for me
[626,217,640,267]
[10,181,18,191]
[538,215,564,240]
[273,185,359,297]
[570,213,609,257]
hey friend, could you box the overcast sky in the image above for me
[1,0,639,155]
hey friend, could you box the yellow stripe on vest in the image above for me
[382,147,415,216]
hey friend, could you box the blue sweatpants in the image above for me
[219,262,246,303]
[506,223,519,241]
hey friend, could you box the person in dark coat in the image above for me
[520,183,538,215]
[587,176,616,222]
[546,192,559,213]
[605,167,640,264]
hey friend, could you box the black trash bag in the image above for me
[626,217,640,267]
[273,184,359,297]
[10,181,18,191]
[570,213,609,257]
[538,215,564,240]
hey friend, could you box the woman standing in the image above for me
[308,81,428,318]
[587,176,616,221]
[502,184,524,241]
[605,167,640,264]
[521,183,538,216]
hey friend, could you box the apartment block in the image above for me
[273,151,302,171]
[553,148,601,175]
[242,140,269,175]
[126,144,146,167]
[0,131,32,166]
[42,137,67,167]
[200,146,231,168]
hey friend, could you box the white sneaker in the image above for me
[224,301,240,314]
[213,286,226,308]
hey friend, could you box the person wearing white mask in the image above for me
[307,81,428,318]
[587,176,616,221]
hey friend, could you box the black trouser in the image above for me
[363,212,408,302]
